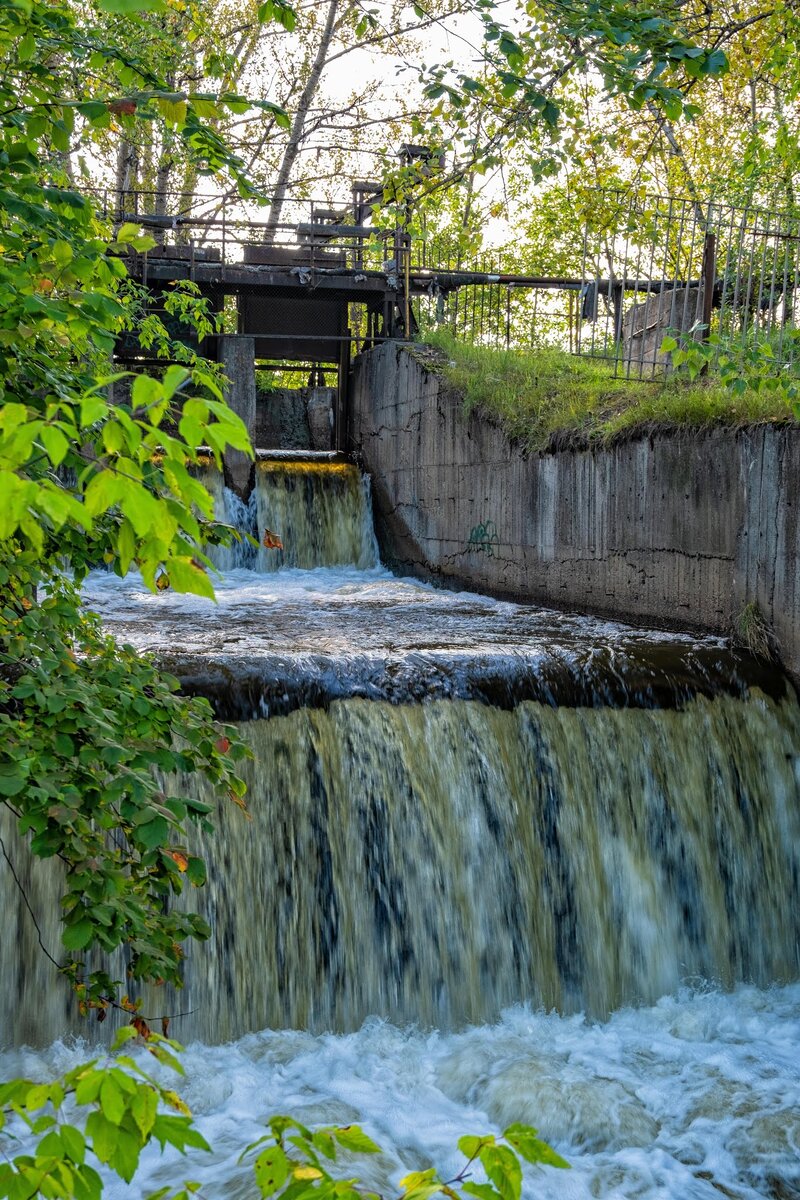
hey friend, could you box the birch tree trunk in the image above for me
[263,0,341,240]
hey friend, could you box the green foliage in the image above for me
[0,1028,212,1199]
[661,327,800,415]
[0,0,262,1018]
[0,1048,570,1200]
[422,329,797,451]
[0,562,248,1007]
[399,0,730,198]
[239,1115,568,1200]
[733,601,778,662]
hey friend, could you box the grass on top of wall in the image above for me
[417,329,796,452]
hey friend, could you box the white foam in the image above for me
[81,566,718,652]
[5,985,797,1200]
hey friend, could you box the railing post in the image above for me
[700,232,717,376]
[701,232,717,339]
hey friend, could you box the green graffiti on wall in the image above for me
[467,520,500,557]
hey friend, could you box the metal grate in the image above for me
[413,192,800,378]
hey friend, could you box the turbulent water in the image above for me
[2,460,800,1198]
[201,459,378,573]
[2,985,798,1200]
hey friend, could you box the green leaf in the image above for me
[458,1135,491,1159]
[155,96,188,126]
[98,0,167,11]
[399,1168,440,1199]
[162,365,190,401]
[81,395,109,426]
[478,1144,522,1200]
[117,518,136,575]
[0,765,26,797]
[115,222,145,245]
[62,918,94,950]
[100,1074,126,1125]
[61,1124,87,1164]
[77,101,109,123]
[130,1086,158,1139]
[131,373,163,409]
[191,96,218,120]
[504,1125,569,1170]
[166,558,215,599]
[333,1126,381,1154]
[463,1186,501,1200]
[311,1131,336,1160]
[114,1127,143,1181]
[18,30,36,60]
[40,425,70,467]
[75,1070,103,1106]
[254,1145,289,1195]
[186,856,207,887]
[85,1111,119,1164]
[702,48,729,76]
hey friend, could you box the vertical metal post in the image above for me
[336,327,350,453]
[612,284,624,344]
[701,232,717,339]
[404,232,411,339]
[699,231,717,377]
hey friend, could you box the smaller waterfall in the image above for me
[253,461,379,572]
[197,460,379,573]
[199,469,258,571]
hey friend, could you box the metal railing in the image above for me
[414,192,800,378]
[90,186,407,282]
[89,186,800,378]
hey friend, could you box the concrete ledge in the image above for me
[350,341,800,678]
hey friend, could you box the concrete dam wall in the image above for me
[349,340,800,678]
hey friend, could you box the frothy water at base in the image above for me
[6,984,799,1200]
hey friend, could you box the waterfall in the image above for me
[3,458,800,1050]
[151,693,800,1038]
[198,460,379,573]
[4,456,799,1200]
[2,691,798,1045]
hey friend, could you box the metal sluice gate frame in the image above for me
[91,185,800,380]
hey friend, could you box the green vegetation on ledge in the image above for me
[418,330,799,453]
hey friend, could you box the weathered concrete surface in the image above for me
[350,341,800,678]
[220,335,257,495]
[254,386,335,451]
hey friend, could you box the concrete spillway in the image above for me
[1,457,798,1200]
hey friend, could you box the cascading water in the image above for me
[199,459,378,573]
[2,458,799,1200]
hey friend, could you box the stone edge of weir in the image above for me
[348,339,800,684]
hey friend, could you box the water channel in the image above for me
[1,460,799,1199]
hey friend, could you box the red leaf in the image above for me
[166,849,189,872]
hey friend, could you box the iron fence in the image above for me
[88,185,800,378]
[414,192,800,378]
